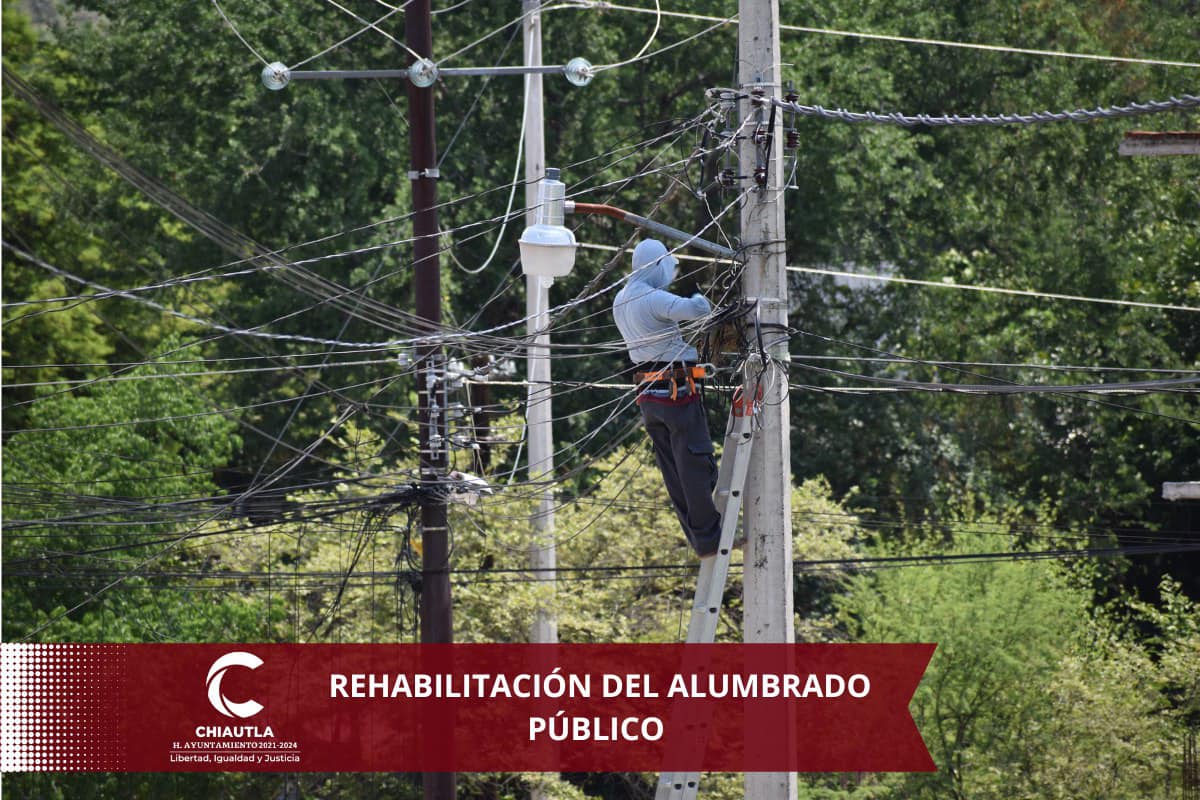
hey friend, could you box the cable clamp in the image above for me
[407,168,441,180]
[732,383,764,418]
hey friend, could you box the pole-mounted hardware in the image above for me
[260,57,593,90]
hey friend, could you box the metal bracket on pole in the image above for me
[261,57,594,90]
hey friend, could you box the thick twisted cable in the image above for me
[771,93,1200,127]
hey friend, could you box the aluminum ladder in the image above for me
[655,383,759,800]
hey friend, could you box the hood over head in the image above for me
[629,239,678,289]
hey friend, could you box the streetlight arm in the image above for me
[566,201,739,260]
[569,202,627,220]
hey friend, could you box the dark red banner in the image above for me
[0,643,934,772]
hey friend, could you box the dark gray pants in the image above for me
[639,394,721,556]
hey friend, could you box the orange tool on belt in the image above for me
[634,365,714,400]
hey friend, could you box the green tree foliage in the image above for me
[201,428,863,647]
[828,530,1194,800]
[3,1,1199,797]
[2,6,114,412]
[2,342,245,641]
[451,436,861,644]
[780,0,1200,550]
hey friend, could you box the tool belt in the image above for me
[634,364,713,400]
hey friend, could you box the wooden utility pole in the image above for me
[737,1,796,799]
[523,0,558,650]
[407,2,454,799]
[1184,728,1199,800]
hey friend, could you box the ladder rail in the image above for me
[656,388,759,800]
[685,411,754,643]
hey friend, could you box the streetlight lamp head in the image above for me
[520,168,577,277]
[519,224,577,278]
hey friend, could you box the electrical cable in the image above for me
[788,356,1198,376]
[10,486,1192,558]
[12,542,1198,584]
[561,3,735,75]
[10,17,1196,642]
[434,1,596,67]
[2,92,720,357]
[559,2,1200,69]
[785,328,1200,425]
[291,0,419,70]
[444,67,528,275]
[2,89,720,359]
[787,265,1200,313]
[2,69,432,337]
[432,0,474,14]
[589,0,661,72]
[7,370,403,434]
[778,19,1200,70]
[211,0,271,66]
[2,358,398,390]
[437,20,521,169]
[771,92,1200,127]
[787,362,1200,395]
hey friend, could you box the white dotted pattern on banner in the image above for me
[1,643,124,771]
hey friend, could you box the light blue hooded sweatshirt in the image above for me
[613,240,712,363]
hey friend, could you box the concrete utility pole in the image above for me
[523,0,558,650]
[738,2,796,799]
[407,2,454,800]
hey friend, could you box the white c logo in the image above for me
[206,651,264,719]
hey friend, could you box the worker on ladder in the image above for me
[613,239,721,558]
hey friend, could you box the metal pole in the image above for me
[738,1,796,799]
[408,2,454,799]
[524,0,558,652]
[287,65,577,81]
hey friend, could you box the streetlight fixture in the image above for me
[518,168,740,278]
[518,168,577,277]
